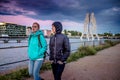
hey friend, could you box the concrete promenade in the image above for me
[27,43,120,80]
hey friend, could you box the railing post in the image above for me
[17,40,21,43]
[3,40,9,43]
[93,41,95,47]
[99,40,102,45]
[84,41,86,47]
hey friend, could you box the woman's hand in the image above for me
[57,61,63,64]
[49,60,54,64]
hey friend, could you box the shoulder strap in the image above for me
[29,35,32,40]
[38,34,49,56]
[38,34,42,47]
[28,35,32,45]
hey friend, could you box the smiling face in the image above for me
[32,23,39,33]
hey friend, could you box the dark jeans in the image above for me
[51,63,65,80]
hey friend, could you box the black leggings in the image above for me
[51,63,65,80]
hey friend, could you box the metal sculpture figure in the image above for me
[80,12,99,41]
[90,12,99,40]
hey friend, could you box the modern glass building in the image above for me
[0,22,26,37]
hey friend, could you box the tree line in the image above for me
[63,30,120,37]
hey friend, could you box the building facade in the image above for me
[0,22,26,37]
[42,29,52,37]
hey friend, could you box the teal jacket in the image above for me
[28,30,47,60]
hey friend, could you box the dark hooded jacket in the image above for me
[49,22,70,62]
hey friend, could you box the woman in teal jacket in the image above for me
[28,22,47,80]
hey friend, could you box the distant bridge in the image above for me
[0,36,28,43]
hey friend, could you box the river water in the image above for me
[0,38,110,72]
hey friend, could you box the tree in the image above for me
[115,33,120,36]
[104,32,113,36]
[64,29,68,35]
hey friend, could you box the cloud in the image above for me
[97,7,120,26]
[0,15,52,27]
[112,7,120,12]
[1,0,119,21]
[0,0,37,16]
[53,0,80,8]
[0,15,84,31]
[0,0,120,33]
[62,20,84,31]
[99,7,120,16]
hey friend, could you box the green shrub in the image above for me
[41,62,51,71]
[67,52,81,63]
[0,62,52,80]
[78,46,97,56]
[112,41,120,45]
[0,68,29,80]
[104,40,116,46]
[67,46,97,63]
[94,45,104,51]
[103,43,111,49]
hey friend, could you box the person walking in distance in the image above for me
[28,22,47,80]
[49,21,70,80]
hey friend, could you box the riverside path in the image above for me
[27,43,120,80]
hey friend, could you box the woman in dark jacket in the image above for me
[49,21,70,80]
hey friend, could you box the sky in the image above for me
[0,0,120,34]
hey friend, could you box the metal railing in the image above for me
[0,40,105,67]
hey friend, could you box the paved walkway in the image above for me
[27,44,120,80]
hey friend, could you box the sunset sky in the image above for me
[0,0,120,34]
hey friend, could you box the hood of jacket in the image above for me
[52,22,62,34]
